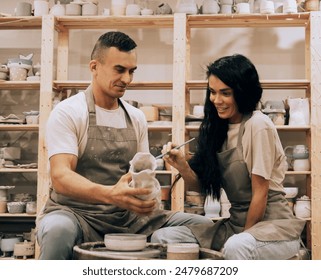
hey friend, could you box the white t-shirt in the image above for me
[46,91,149,159]
[226,110,286,192]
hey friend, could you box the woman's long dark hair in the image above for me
[188,54,263,199]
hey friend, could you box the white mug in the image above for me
[34,0,49,16]
[236,3,251,14]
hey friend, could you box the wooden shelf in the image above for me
[187,79,310,90]
[285,171,311,175]
[54,15,174,31]
[0,16,42,30]
[0,213,36,218]
[0,81,40,90]
[186,124,310,132]
[53,80,173,91]
[187,13,310,28]
[0,168,37,173]
[0,124,38,131]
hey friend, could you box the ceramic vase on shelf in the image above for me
[204,195,221,218]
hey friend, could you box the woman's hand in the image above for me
[108,173,156,215]
[161,142,188,172]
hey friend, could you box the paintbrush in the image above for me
[155,138,196,159]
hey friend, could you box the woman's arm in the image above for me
[244,173,269,230]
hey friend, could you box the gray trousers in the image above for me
[37,210,212,259]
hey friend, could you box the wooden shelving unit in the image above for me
[179,12,321,259]
[2,12,319,259]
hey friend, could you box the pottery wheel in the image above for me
[73,242,162,260]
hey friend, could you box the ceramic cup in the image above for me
[82,3,98,16]
[193,105,204,117]
[15,2,32,16]
[66,3,81,16]
[141,8,153,15]
[294,199,311,218]
[34,0,49,16]
[283,0,297,13]
[126,4,141,16]
[202,0,220,14]
[220,4,233,14]
[111,4,126,16]
[9,67,27,81]
[260,0,275,14]
[236,3,251,14]
[293,159,310,172]
[50,1,66,16]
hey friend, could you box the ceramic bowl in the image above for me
[7,201,26,213]
[284,187,299,198]
[104,233,147,251]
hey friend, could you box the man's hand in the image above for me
[108,173,156,215]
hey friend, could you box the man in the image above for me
[36,31,212,259]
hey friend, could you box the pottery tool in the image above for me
[155,138,196,159]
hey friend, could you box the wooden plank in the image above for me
[187,13,310,28]
[0,81,40,90]
[186,124,310,132]
[57,31,69,80]
[54,16,174,31]
[0,168,38,173]
[53,81,173,90]
[0,124,38,131]
[36,15,55,259]
[309,11,321,260]
[186,79,310,90]
[171,14,187,212]
[0,16,42,30]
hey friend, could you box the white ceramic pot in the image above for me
[9,67,27,81]
[204,195,221,218]
[294,198,311,218]
[1,236,23,252]
[260,0,275,14]
[202,0,220,14]
[126,4,141,16]
[15,2,32,16]
[34,0,49,16]
[50,1,66,16]
[82,3,98,16]
[293,159,310,172]
[66,3,81,15]
[236,2,251,13]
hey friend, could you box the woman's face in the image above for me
[208,75,243,124]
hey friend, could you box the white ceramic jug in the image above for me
[294,197,311,218]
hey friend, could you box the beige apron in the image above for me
[42,86,170,242]
[188,115,305,251]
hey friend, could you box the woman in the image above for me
[162,54,306,260]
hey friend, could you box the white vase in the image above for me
[204,195,221,218]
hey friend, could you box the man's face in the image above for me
[91,46,137,99]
